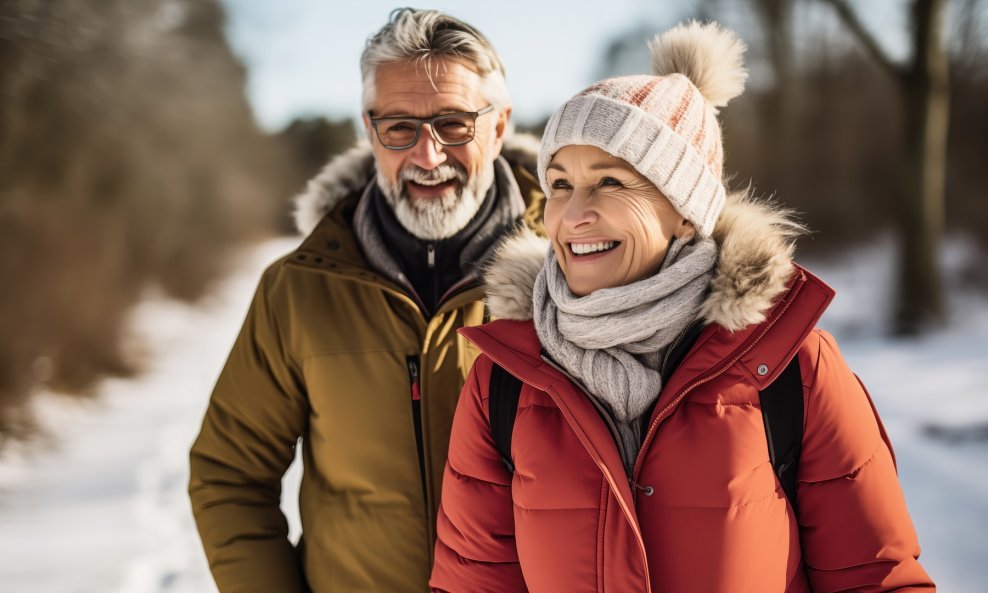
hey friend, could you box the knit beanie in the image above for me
[537,21,748,237]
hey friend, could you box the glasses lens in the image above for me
[432,114,475,144]
[378,120,418,147]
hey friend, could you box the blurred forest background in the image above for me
[1,0,986,446]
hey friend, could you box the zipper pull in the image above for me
[407,357,421,401]
[426,243,435,269]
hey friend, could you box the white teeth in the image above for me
[412,177,451,186]
[570,241,616,255]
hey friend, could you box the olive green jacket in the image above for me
[189,136,543,593]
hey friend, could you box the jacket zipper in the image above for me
[428,243,440,310]
[660,318,696,377]
[424,242,486,314]
[531,275,804,593]
[292,247,482,321]
[292,257,488,552]
[540,354,653,592]
[407,355,428,509]
[438,274,481,309]
[539,354,635,491]
[544,321,703,500]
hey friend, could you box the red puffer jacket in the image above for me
[430,194,934,593]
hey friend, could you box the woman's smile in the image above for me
[568,239,621,258]
[545,145,690,296]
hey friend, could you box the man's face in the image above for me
[364,58,509,240]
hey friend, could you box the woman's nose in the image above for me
[561,189,598,229]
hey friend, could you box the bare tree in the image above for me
[822,0,950,335]
[0,0,287,443]
[752,0,797,192]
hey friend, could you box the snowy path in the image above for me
[811,239,988,592]
[0,237,986,592]
[0,239,302,593]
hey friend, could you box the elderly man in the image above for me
[188,8,542,593]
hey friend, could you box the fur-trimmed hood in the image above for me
[484,191,804,332]
[292,132,541,236]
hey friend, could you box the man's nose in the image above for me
[406,124,447,170]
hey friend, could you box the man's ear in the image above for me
[496,106,511,139]
[491,105,512,154]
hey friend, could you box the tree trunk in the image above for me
[894,0,949,335]
[755,0,796,193]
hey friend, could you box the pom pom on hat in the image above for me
[649,21,748,110]
[538,21,750,237]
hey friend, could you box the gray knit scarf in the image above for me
[533,236,718,474]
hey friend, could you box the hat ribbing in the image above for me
[537,21,748,237]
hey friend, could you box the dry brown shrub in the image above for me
[0,0,292,444]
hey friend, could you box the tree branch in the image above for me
[821,0,907,87]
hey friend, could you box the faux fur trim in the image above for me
[485,191,804,331]
[698,192,803,330]
[292,140,374,236]
[291,132,541,236]
[484,225,549,322]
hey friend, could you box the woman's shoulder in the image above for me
[460,318,541,359]
[460,319,561,393]
[797,328,893,481]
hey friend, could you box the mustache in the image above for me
[398,163,468,185]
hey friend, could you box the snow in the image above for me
[1,236,985,592]
[0,238,302,593]
[805,235,988,592]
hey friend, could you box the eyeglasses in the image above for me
[368,105,495,150]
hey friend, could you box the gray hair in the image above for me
[360,8,511,112]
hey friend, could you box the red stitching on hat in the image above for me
[667,82,693,131]
[628,78,659,107]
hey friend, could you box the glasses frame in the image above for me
[368,104,495,150]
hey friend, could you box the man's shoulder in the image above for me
[252,227,371,298]
[501,133,546,230]
[293,142,375,237]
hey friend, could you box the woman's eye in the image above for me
[551,179,572,190]
[599,177,623,187]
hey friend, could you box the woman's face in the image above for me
[544,145,693,296]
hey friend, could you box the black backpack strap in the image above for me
[759,356,804,512]
[488,362,522,473]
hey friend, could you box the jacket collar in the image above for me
[483,190,807,332]
[352,156,527,315]
[286,133,541,307]
[292,132,540,237]
[465,191,836,391]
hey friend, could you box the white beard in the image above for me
[377,161,495,241]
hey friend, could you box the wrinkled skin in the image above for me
[364,58,510,239]
[544,144,694,296]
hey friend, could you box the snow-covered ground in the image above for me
[806,236,988,592]
[0,238,302,593]
[0,236,985,592]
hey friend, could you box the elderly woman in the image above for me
[429,21,934,593]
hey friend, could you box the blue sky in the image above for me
[217,0,911,132]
